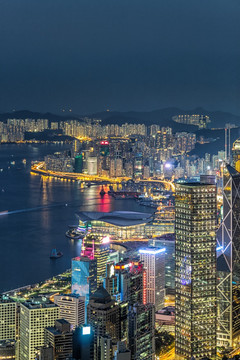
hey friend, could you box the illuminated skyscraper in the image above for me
[232,139,240,171]
[128,303,155,360]
[99,335,113,360]
[54,294,85,330]
[0,295,17,341]
[114,260,145,305]
[139,247,165,310]
[19,298,59,360]
[175,182,217,360]
[104,262,119,297]
[73,325,94,360]
[87,288,120,360]
[81,234,110,287]
[217,165,240,347]
[71,256,97,319]
[44,319,73,360]
[149,234,175,293]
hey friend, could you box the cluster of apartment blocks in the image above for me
[0,116,196,150]
[43,140,225,183]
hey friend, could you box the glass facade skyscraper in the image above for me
[81,234,110,287]
[128,303,155,360]
[175,182,217,360]
[217,165,240,347]
[71,256,97,319]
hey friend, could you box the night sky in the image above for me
[0,0,240,115]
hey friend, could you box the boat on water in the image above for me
[65,228,85,240]
[100,186,106,196]
[50,249,63,259]
[22,159,27,164]
[0,210,8,215]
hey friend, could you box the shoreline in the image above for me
[3,269,71,300]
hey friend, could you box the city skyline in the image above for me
[1,0,240,358]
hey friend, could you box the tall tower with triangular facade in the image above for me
[217,164,240,347]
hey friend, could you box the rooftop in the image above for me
[139,247,166,255]
[0,295,16,304]
[75,211,153,227]
[22,297,58,310]
[176,182,215,187]
[90,287,112,304]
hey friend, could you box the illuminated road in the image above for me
[158,347,175,360]
[31,162,175,190]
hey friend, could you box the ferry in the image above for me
[65,228,85,240]
[50,249,63,259]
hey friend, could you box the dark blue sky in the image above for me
[0,0,240,115]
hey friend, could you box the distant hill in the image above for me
[0,110,81,123]
[90,107,240,129]
[1,107,240,130]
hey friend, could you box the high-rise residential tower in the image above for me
[175,182,217,360]
[217,165,240,347]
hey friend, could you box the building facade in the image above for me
[45,319,72,360]
[217,165,240,347]
[0,296,17,341]
[128,303,155,360]
[175,182,217,359]
[54,294,85,330]
[139,248,165,310]
[81,234,110,287]
[71,256,97,319]
[87,288,120,360]
[19,298,59,360]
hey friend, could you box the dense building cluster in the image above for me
[2,162,240,359]
[3,116,240,360]
[1,114,229,180]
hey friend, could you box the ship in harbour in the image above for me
[50,249,63,259]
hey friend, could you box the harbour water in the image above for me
[0,143,145,292]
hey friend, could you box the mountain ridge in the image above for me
[1,107,240,129]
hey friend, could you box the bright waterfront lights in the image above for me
[139,248,166,255]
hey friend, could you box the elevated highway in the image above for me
[31,162,175,190]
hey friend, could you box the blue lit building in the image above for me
[71,256,97,321]
[73,324,94,360]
